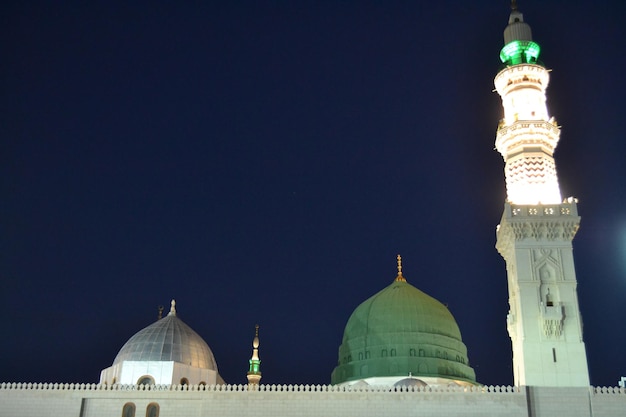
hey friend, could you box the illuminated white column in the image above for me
[494,4,589,387]
[495,64,561,205]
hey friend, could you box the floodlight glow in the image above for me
[500,40,541,65]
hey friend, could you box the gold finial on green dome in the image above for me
[395,254,406,282]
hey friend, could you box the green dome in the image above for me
[331,275,476,385]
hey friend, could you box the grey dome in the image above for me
[393,377,427,388]
[113,310,218,370]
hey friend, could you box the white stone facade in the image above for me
[1,383,624,417]
[496,202,590,387]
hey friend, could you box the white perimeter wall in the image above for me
[0,383,624,417]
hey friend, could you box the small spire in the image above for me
[395,254,406,282]
[511,0,518,11]
[253,324,260,347]
[247,324,262,386]
[169,299,177,316]
[157,305,164,320]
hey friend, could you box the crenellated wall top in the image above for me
[0,382,528,394]
[2,382,625,396]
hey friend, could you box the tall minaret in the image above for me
[246,325,262,386]
[494,2,590,387]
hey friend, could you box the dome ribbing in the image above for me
[113,310,217,370]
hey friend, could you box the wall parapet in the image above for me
[0,382,527,394]
[5,382,623,394]
[593,386,626,395]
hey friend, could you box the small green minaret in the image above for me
[246,325,262,385]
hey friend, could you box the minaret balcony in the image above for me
[496,120,560,157]
[507,201,578,218]
[495,64,550,95]
[496,201,581,250]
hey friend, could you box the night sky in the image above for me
[2,1,625,387]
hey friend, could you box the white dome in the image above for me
[113,312,217,370]
[100,301,223,386]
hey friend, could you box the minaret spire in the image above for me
[247,324,262,386]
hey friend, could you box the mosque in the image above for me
[1,3,624,417]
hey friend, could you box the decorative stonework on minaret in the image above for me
[247,325,262,386]
[494,2,589,388]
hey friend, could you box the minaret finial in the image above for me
[169,299,177,316]
[395,254,406,282]
[511,0,518,11]
[247,324,262,386]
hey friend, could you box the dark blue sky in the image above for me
[2,1,625,387]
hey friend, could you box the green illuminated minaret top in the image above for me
[500,1,541,66]
[246,325,262,385]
